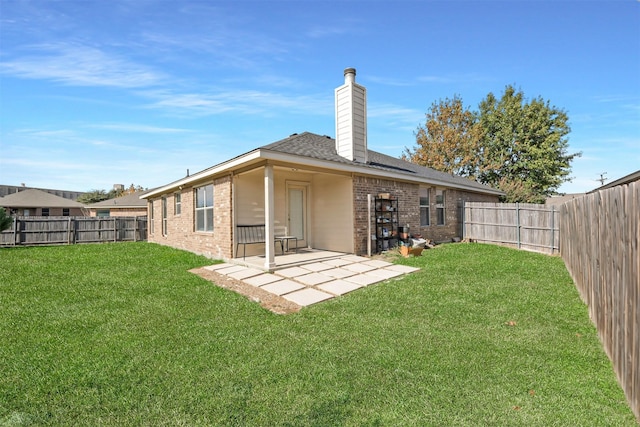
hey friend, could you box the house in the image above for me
[545,193,585,207]
[0,188,86,217]
[0,184,85,200]
[88,191,150,217]
[142,68,503,268]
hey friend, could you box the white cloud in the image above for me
[0,42,166,88]
[86,123,192,134]
[141,88,332,117]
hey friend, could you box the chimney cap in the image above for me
[344,67,356,76]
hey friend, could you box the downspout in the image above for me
[230,172,236,261]
[367,193,372,256]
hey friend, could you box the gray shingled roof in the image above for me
[261,132,500,194]
[0,188,86,208]
[89,191,149,208]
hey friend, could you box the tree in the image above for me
[404,86,580,203]
[477,85,579,203]
[76,184,146,204]
[403,95,482,179]
[0,207,13,232]
[77,189,110,204]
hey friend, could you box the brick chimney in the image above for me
[335,67,367,163]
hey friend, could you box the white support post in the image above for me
[264,164,276,270]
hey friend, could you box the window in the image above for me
[195,184,214,232]
[41,208,50,217]
[162,196,168,235]
[436,189,445,225]
[419,188,430,226]
[149,202,154,234]
[62,208,70,216]
[97,210,110,218]
[174,192,181,215]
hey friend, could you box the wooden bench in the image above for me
[235,224,297,259]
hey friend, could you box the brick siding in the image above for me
[147,175,233,259]
[354,175,499,253]
[418,187,498,242]
[148,170,498,259]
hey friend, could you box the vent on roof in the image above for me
[335,68,367,163]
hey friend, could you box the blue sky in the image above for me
[1,0,638,194]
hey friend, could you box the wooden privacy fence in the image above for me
[560,181,639,420]
[463,202,559,255]
[0,216,147,246]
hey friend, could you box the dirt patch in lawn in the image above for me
[189,267,301,315]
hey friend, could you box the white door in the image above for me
[288,186,306,246]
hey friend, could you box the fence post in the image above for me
[133,216,137,242]
[462,201,466,240]
[550,206,555,254]
[13,217,18,246]
[113,217,117,242]
[516,203,521,249]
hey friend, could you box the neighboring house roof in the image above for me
[587,169,640,193]
[545,193,585,207]
[89,191,150,209]
[0,184,85,200]
[144,132,504,199]
[0,188,86,208]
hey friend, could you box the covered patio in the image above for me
[232,248,349,271]
[233,163,355,269]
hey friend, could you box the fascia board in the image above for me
[259,150,505,196]
[143,148,504,199]
[141,150,263,199]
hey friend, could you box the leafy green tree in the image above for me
[477,85,579,203]
[405,85,580,203]
[77,184,146,204]
[403,95,482,179]
[0,207,13,232]
[77,189,110,204]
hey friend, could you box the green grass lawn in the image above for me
[0,242,635,426]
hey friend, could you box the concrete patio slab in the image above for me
[299,262,334,272]
[203,263,233,271]
[277,266,313,278]
[283,288,334,306]
[228,268,264,280]
[342,263,377,273]
[344,274,385,286]
[321,258,354,267]
[216,265,249,275]
[197,253,422,312]
[243,273,283,287]
[317,280,363,296]
[385,265,421,274]
[340,255,371,263]
[321,267,357,279]
[362,260,394,268]
[261,279,305,296]
[364,268,405,280]
[295,272,334,286]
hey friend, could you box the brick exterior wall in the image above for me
[8,207,85,217]
[353,176,420,255]
[147,175,233,259]
[353,175,500,253]
[89,208,147,217]
[418,187,499,242]
[147,169,498,259]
